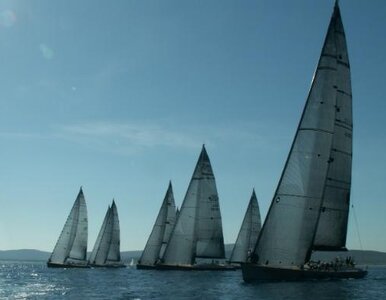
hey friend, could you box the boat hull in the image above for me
[241,264,367,282]
[89,263,126,268]
[155,263,236,271]
[47,262,90,268]
[136,264,157,270]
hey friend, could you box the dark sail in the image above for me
[229,190,261,263]
[252,3,342,267]
[313,3,352,251]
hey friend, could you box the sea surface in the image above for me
[0,262,385,299]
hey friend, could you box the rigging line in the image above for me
[351,203,364,251]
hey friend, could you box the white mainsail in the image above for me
[229,190,261,263]
[162,145,225,266]
[139,182,176,266]
[48,188,88,266]
[106,200,122,264]
[89,200,123,266]
[252,3,347,268]
[89,206,112,265]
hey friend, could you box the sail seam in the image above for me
[325,184,350,191]
[320,206,348,212]
[326,177,350,185]
[299,128,334,135]
[277,193,320,200]
[334,121,352,130]
[332,148,352,156]
[317,66,337,71]
[337,61,350,68]
[321,53,337,59]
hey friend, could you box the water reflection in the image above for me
[0,262,385,299]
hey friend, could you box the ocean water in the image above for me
[0,262,385,299]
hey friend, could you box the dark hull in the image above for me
[241,264,367,282]
[47,262,90,269]
[89,264,126,268]
[155,263,236,271]
[136,264,157,270]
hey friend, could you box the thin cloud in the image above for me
[0,121,280,155]
[58,121,201,154]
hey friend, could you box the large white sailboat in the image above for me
[47,188,88,268]
[242,1,367,281]
[137,181,177,269]
[89,200,125,268]
[229,189,261,264]
[157,145,233,270]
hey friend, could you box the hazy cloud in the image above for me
[0,120,277,155]
[39,43,54,60]
[0,10,16,28]
[58,121,201,154]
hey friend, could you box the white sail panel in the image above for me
[229,190,261,263]
[162,146,225,265]
[67,190,88,262]
[195,148,225,259]
[89,206,111,265]
[49,188,88,265]
[159,184,177,259]
[162,180,198,265]
[253,9,339,267]
[139,183,176,265]
[106,201,121,263]
[49,195,80,264]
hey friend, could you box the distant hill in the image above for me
[1,247,386,265]
[0,249,50,261]
[0,249,142,262]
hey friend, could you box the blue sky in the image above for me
[0,0,385,253]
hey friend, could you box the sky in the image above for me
[0,0,386,253]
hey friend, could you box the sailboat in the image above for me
[242,1,367,281]
[47,187,89,268]
[156,145,234,271]
[229,189,261,264]
[137,181,177,269]
[89,200,125,268]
